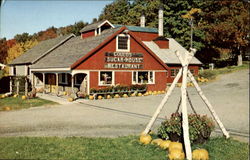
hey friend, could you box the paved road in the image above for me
[0,69,249,140]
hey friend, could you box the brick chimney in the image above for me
[154,6,169,49]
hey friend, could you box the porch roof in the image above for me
[10,34,74,65]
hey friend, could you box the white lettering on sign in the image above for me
[106,57,143,63]
[105,63,143,69]
[104,52,144,69]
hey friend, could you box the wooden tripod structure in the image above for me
[142,48,230,160]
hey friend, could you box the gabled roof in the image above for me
[31,27,122,69]
[80,20,114,33]
[71,27,168,70]
[9,34,75,65]
[114,25,158,33]
[143,39,202,65]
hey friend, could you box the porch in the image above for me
[31,71,89,98]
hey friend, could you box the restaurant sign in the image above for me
[104,52,143,69]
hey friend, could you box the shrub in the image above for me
[198,70,216,80]
[158,113,215,144]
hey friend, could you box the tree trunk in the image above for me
[237,54,242,66]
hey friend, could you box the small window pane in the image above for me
[171,69,175,77]
[175,69,179,76]
[118,36,128,50]
[100,71,112,85]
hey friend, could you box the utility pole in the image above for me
[189,17,193,49]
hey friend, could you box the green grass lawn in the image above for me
[0,136,248,160]
[199,62,249,80]
[0,96,57,111]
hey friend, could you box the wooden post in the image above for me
[25,77,28,97]
[71,75,74,94]
[143,68,183,135]
[9,77,13,94]
[187,70,230,138]
[16,79,19,95]
[56,73,59,95]
[43,73,45,94]
[180,53,192,160]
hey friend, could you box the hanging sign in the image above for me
[104,52,143,69]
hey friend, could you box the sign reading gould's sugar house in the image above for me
[104,52,143,69]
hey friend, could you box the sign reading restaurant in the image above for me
[104,52,143,69]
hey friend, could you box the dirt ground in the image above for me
[0,69,248,141]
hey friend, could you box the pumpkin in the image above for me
[98,95,103,100]
[106,95,111,99]
[4,107,11,111]
[157,91,162,94]
[177,83,182,87]
[89,95,94,100]
[153,91,157,95]
[68,98,74,102]
[161,90,165,94]
[139,134,152,145]
[160,140,172,149]
[148,91,152,95]
[114,94,120,98]
[123,94,128,98]
[21,96,26,100]
[63,91,67,96]
[1,95,5,98]
[144,92,149,96]
[131,93,136,97]
[192,149,209,160]
[13,94,18,98]
[151,138,163,146]
[168,148,185,160]
[169,142,183,153]
[137,93,142,97]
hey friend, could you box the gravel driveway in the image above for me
[0,69,248,140]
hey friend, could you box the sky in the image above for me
[0,0,113,40]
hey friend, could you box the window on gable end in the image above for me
[116,34,130,51]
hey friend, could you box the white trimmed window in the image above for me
[99,71,114,86]
[170,69,180,77]
[59,73,68,84]
[116,34,130,52]
[132,71,154,84]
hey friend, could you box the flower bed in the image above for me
[90,84,147,96]
[157,113,215,144]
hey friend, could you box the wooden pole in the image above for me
[187,70,230,138]
[9,77,13,94]
[142,68,183,135]
[56,73,59,96]
[16,79,19,95]
[179,53,192,160]
[71,75,74,94]
[25,77,28,97]
[43,73,45,94]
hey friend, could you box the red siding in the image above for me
[90,71,98,89]
[167,65,199,83]
[81,30,95,39]
[115,72,132,86]
[147,72,168,91]
[131,32,159,41]
[75,34,167,71]
[154,39,169,49]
